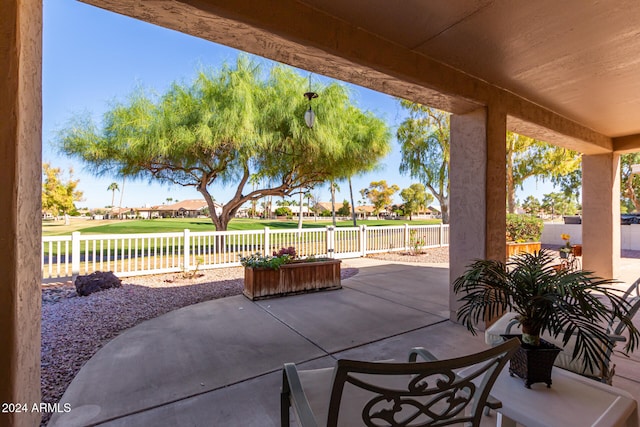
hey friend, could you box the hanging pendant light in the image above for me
[303,74,318,129]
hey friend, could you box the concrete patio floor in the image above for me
[49,257,640,427]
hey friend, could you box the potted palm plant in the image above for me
[454,249,639,387]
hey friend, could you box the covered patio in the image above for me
[4,2,640,425]
[47,258,640,426]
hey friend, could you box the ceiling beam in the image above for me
[81,0,612,153]
[613,134,640,154]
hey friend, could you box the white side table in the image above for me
[486,367,638,427]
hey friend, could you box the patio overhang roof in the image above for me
[81,0,640,154]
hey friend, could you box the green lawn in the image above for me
[43,217,441,236]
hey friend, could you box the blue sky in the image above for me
[43,0,554,210]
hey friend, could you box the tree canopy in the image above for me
[541,192,580,218]
[57,57,391,230]
[42,163,84,216]
[397,100,581,221]
[521,195,541,216]
[400,183,433,220]
[363,180,400,217]
[506,133,580,214]
[397,101,450,223]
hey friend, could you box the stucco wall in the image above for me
[542,222,640,251]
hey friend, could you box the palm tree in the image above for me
[118,176,125,216]
[330,181,340,226]
[348,177,357,226]
[107,182,119,208]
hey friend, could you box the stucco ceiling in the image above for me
[299,0,640,138]
[83,0,640,149]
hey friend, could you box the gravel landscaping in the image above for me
[40,264,359,426]
[366,246,450,264]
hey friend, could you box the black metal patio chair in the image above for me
[280,338,519,427]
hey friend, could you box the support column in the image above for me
[582,154,620,279]
[449,107,506,322]
[0,1,42,425]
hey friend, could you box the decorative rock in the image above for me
[74,271,122,296]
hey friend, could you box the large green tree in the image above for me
[541,192,580,219]
[521,195,541,216]
[42,163,84,216]
[397,101,581,222]
[397,101,450,223]
[506,133,580,214]
[400,183,433,220]
[57,57,391,230]
[363,180,399,217]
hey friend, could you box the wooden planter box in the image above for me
[506,242,541,258]
[243,259,342,300]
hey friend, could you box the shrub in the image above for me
[409,229,425,255]
[274,207,292,216]
[239,253,291,270]
[273,246,297,258]
[506,214,543,242]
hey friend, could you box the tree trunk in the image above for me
[439,197,450,224]
[348,178,357,226]
[506,148,516,214]
[507,176,516,214]
[330,182,337,226]
[119,176,125,216]
[198,187,228,230]
[298,191,303,229]
[626,178,640,212]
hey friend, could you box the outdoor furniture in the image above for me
[557,250,582,271]
[280,338,519,427]
[458,364,639,427]
[485,278,640,383]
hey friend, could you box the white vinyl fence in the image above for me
[42,224,449,281]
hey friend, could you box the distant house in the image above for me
[315,202,378,219]
[314,202,334,214]
[427,206,441,217]
[93,199,224,220]
[156,199,222,218]
[288,205,311,217]
[105,206,130,219]
[354,205,376,219]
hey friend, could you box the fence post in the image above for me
[404,223,410,251]
[360,225,367,257]
[183,229,190,271]
[440,223,445,246]
[71,231,81,277]
[264,227,270,256]
[326,226,335,258]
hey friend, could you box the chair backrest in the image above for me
[612,278,640,336]
[325,338,520,427]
